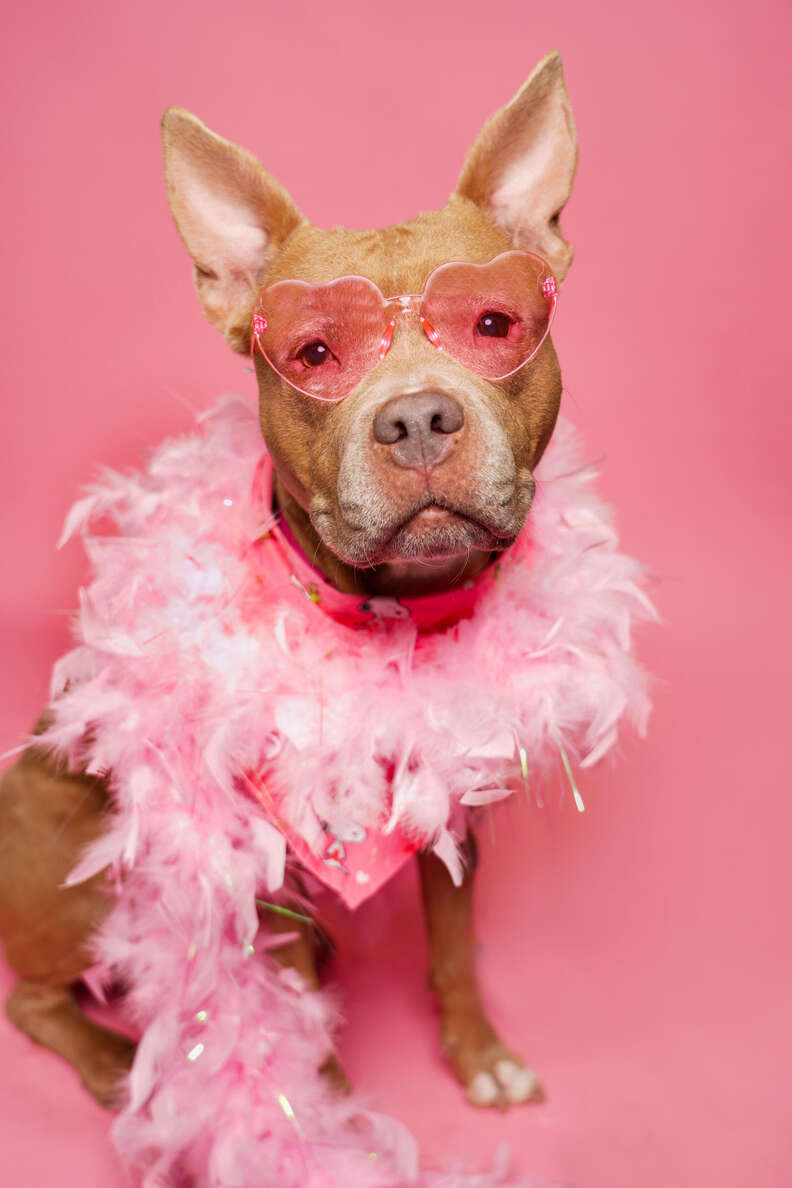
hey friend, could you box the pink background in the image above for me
[1,1,790,1185]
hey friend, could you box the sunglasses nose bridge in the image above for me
[388,295,420,318]
[380,298,443,359]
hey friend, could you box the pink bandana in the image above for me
[244,452,508,906]
[246,770,421,908]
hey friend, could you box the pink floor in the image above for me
[1,1,790,1185]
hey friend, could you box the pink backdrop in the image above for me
[1,1,790,1185]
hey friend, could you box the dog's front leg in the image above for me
[261,886,349,1093]
[417,830,543,1108]
[263,889,322,992]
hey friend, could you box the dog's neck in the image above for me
[272,473,493,599]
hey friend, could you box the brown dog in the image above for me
[0,50,577,1113]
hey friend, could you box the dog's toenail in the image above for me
[467,1071,499,1106]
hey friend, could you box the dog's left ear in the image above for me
[456,50,578,279]
[162,108,304,352]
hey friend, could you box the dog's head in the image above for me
[162,51,577,595]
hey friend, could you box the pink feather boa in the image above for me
[39,395,654,1186]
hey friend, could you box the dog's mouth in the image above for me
[380,502,503,561]
[312,471,534,568]
[327,486,522,564]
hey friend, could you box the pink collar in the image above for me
[252,453,508,634]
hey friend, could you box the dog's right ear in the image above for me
[456,51,578,280]
[161,108,303,353]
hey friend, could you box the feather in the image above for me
[433,828,464,886]
[42,394,654,1186]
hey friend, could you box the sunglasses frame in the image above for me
[250,249,558,403]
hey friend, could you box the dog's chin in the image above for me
[368,507,505,563]
[314,498,528,567]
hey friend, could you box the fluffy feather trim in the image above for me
[36,394,654,1185]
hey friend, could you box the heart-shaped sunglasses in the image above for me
[250,249,558,403]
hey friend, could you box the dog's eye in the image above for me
[299,340,332,367]
[476,312,512,338]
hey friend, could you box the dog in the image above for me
[0,49,577,1116]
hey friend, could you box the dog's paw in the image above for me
[441,1008,543,1109]
[465,1056,543,1108]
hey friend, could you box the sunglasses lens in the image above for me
[253,277,387,402]
[421,251,555,379]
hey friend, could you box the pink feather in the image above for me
[38,395,654,1185]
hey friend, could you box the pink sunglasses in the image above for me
[250,249,558,403]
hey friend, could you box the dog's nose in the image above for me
[372,392,464,469]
